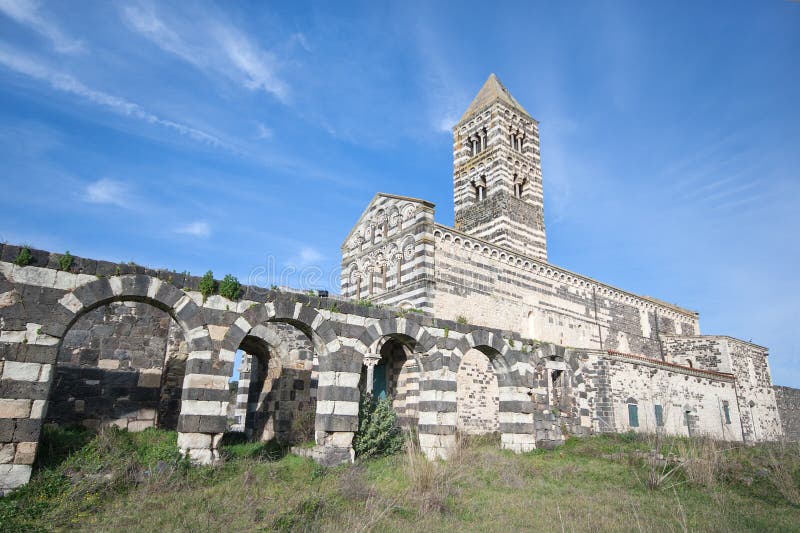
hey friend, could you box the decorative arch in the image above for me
[353,317,438,373]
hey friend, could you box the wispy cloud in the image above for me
[122,2,289,102]
[85,178,130,208]
[0,0,83,53]
[255,122,272,140]
[175,221,211,238]
[286,246,323,267]
[0,46,228,148]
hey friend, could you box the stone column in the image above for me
[363,353,381,394]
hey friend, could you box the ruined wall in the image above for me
[774,386,800,441]
[47,301,181,431]
[432,226,698,359]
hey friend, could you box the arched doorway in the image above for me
[229,322,317,444]
[456,348,500,434]
[361,336,420,428]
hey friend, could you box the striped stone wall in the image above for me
[0,244,785,494]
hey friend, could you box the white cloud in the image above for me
[0,46,227,148]
[122,2,289,102]
[85,178,130,207]
[255,123,272,139]
[298,246,323,263]
[175,221,211,238]
[0,0,83,53]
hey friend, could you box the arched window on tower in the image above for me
[472,175,487,202]
[513,174,526,199]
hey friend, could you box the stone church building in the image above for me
[1,75,798,494]
[341,74,787,444]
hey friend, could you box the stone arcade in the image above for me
[0,74,797,494]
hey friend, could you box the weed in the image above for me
[58,251,73,271]
[456,315,468,325]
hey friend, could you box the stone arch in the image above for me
[447,329,538,453]
[13,274,216,475]
[217,295,352,463]
[33,275,216,467]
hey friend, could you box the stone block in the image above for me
[0,444,14,464]
[137,369,162,388]
[97,359,120,370]
[177,432,212,450]
[127,420,154,432]
[13,442,37,464]
[2,361,42,382]
[0,464,32,493]
[0,399,32,418]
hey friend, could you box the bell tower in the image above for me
[452,74,547,261]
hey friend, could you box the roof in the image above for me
[457,73,532,125]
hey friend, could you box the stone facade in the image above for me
[340,73,795,450]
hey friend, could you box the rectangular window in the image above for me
[654,404,664,427]
[722,401,731,424]
[628,404,639,428]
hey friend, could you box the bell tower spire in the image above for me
[452,74,547,261]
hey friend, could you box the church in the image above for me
[340,74,785,443]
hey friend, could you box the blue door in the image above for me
[373,362,387,399]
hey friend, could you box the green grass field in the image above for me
[2,427,799,532]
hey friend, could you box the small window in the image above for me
[654,404,664,427]
[628,404,639,428]
[722,401,731,424]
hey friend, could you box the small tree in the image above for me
[353,393,405,459]
[14,246,33,267]
[199,270,215,301]
[219,274,242,300]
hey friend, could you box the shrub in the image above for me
[219,274,242,300]
[289,409,316,445]
[198,270,215,301]
[353,394,404,459]
[14,246,33,267]
[58,251,73,271]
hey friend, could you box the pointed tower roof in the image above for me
[457,73,531,125]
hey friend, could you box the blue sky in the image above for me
[0,1,798,385]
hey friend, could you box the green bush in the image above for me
[219,274,242,300]
[353,394,405,459]
[13,246,32,267]
[199,270,215,301]
[58,251,73,271]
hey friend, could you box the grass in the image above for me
[1,428,799,532]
